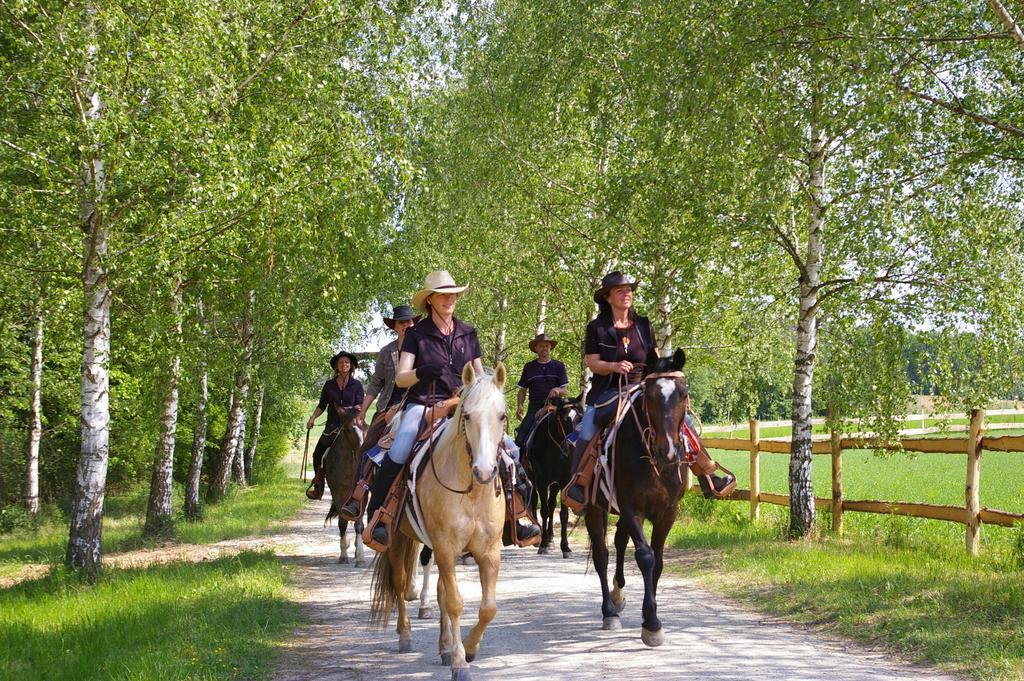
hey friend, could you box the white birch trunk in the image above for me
[493,289,508,365]
[66,3,110,578]
[244,386,264,484]
[232,392,247,486]
[184,296,208,520]
[144,280,183,534]
[535,294,547,335]
[25,309,44,518]
[655,291,673,354]
[789,122,825,538]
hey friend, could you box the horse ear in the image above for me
[644,348,659,376]
[672,348,686,370]
[462,361,476,385]
[493,362,506,390]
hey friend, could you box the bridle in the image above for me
[425,381,500,496]
[628,371,688,478]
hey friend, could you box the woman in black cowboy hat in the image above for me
[305,350,364,500]
[562,272,656,509]
[514,332,569,449]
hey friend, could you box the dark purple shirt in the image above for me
[400,316,482,405]
[317,377,364,429]
[518,359,569,405]
[584,314,654,405]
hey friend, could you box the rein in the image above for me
[424,380,474,495]
[626,371,689,480]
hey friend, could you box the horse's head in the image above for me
[460,361,507,485]
[548,395,583,432]
[641,348,688,463]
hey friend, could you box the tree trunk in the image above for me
[492,283,508,365]
[655,290,673,354]
[207,373,249,502]
[232,391,248,486]
[244,386,264,484]
[144,280,183,535]
[67,3,110,579]
[25,308,44,519]
[184,296,208,520]
[535,294,547,335]
[788,121,825,538]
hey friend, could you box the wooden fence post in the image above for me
[965,408,985,556]
[749,418,760,521]
[831,429,843,536]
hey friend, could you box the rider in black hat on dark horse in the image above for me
[514,332,569,451]
[305,351,364,500]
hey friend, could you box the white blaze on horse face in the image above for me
[656,379,676,402]
[462,372,505,484]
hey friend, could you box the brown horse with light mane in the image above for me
[369,362,508,681]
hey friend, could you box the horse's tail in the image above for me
[369,530,417,630]
[325,504,339,525]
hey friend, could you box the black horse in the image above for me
[584,348,689,647]
[324,410,368,566]
[525,396,582,557]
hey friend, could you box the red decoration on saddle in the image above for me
[679,421,700,465]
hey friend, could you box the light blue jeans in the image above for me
[382,402,520,465]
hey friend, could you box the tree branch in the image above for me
[900,86,1024,139]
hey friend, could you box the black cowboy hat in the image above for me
[593,271,640,303]
[528,333,558,353]
[383,304,421,330]
[330,351,359,371]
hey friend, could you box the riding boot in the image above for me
[366,458,405,546]
[501,461,540,545]
[696,471,737,499]
[562,436,598,511]
[305,467,325,500]
[339,457,374,520]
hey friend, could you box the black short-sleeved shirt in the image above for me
[583,314,655,405]
[400,316,482,405]
[518,359,569,405]
[317,377,364,429]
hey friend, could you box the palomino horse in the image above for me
[323,410,367,566]
[370,363,508,681]
[583,348,689,647]
[526,396,581,557]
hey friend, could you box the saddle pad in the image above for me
[404,418,454,549]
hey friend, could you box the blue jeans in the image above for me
[384,403,427,465]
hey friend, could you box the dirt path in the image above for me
[273,493,964,681]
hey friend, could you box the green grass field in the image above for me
[0,550,299,681]
[671,435,1024,681]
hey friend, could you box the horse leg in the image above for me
[585,508,618,630]
[392,534,416,653]
[434,548,470,679]
[338,518,349,564]
[419,547,434,619]
[622,512,664,647]
[611,518,628,614]
[650,512,674,592]
[559,497,572,558]
[537,481,551,554]
[405,556,420,601]
[462,544,500,663]
[354,516,366,567]
[435,548,456,667]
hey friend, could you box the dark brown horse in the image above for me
[584,348,689,646]
[324,410,367,566]
[525,396,582,557]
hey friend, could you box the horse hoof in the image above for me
[602,616,622,631]
[440,652,452,666]
[451,667,473,681]
[399,639,413,653]
[537,545,549,555]
[641,627,665,647]
[465,652,476,662]
[354,559,367,568]
[611,595,626,614]
[405,590,420,602]
[562,550,572,559]
[418,606,433,619]
[337,555,348,564]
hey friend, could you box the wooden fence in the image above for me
[694,409,1024,555]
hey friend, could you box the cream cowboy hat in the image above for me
[411,270,469,312]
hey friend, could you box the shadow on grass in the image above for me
[0,551,299,681]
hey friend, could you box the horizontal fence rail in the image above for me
[691,409,1024,555]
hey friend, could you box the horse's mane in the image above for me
[437,369,505,450]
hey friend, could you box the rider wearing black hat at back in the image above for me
[305,351,364,500]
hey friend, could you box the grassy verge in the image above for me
[0,550,300,681]
[0,471,307,570]
[670,498,1024,681]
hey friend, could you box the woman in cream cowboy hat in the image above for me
[365,271,540,546]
